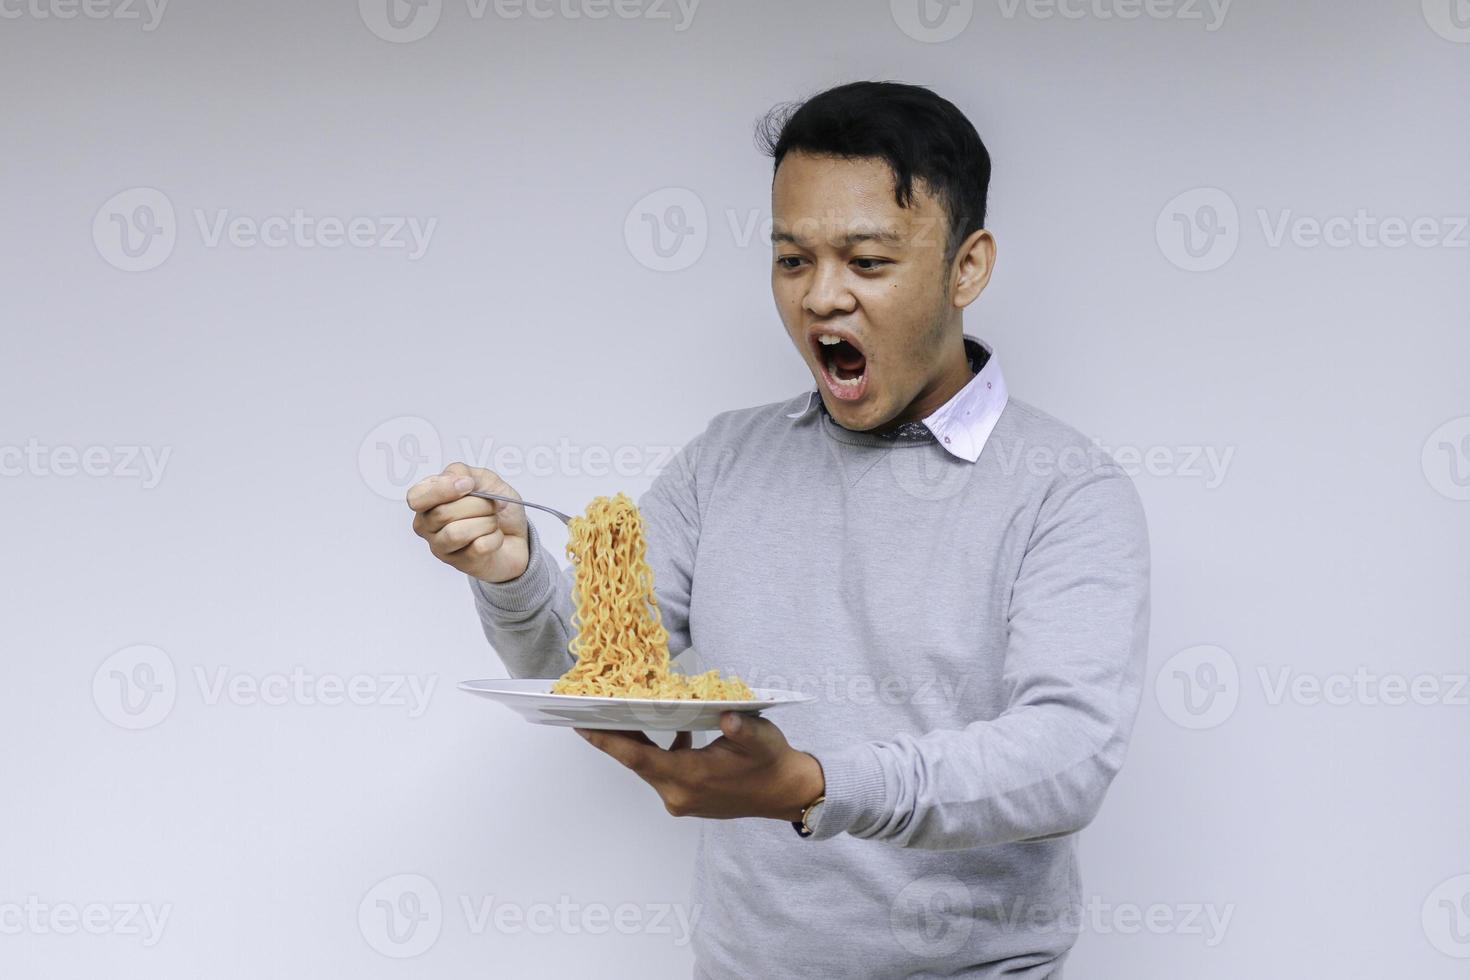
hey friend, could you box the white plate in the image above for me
[457,678,815,731]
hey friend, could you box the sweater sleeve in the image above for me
[466,434,704,677]
[807,464,1151,849]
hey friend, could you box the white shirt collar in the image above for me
[785,334,1009,463]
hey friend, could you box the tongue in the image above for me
[831,342,865,374]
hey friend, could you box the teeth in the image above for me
[817,334,842,346]
[832,373,861,386]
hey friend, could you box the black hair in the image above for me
[755,80,991,265]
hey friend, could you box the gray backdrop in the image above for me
[2,0,1467,977]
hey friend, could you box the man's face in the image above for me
[770,150,957,432]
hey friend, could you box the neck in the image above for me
[869,334,973,435]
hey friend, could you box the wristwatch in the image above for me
[792,794,826,838]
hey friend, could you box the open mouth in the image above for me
[811,331,869,402]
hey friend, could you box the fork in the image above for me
[466,490,574,526]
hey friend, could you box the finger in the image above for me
[408,465,522,514]
[414,497,496,537]
[670,731,692,752]
[615,730,659,748]
[432,517,501,556]
[576,729,662,776]
[406,471,477,513]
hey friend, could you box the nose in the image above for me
[802,260,856,319]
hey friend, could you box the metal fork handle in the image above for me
[466,490,573,526]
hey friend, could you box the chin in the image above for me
[822,396,883,430]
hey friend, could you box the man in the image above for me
[408,80,1150,979]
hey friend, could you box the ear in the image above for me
[950,228,997,309]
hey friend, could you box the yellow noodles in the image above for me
[551,492,754,700]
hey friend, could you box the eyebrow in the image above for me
[770,228,905,248]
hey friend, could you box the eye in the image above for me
[775,255,806,270]
[852,257,891,272]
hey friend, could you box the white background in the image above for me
[2,0,1467,977]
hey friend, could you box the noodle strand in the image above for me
[551,493,753,700]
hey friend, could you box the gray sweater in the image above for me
[468,390,1151,979]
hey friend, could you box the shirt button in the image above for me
[944,436,951,444]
